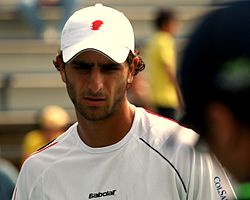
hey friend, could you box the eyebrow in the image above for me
[102,63,120,68]
[70,60,120,68]
[70,60,94,66]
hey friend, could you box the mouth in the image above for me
[84,97,106,106]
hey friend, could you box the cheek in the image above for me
[69,77,84,94]
[116,77,128,94]
[64,73,82,95]
[106,76,126,93]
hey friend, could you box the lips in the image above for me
[84,96,106,106]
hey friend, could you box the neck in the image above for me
[77,101,135,148]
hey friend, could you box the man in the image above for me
[179,0,250,198]
[13,4,237,199]
[144,8,183,119]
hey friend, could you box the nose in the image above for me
[87,68,103,93]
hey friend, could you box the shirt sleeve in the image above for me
[161,134,238,200]
[186,148,237,200]
[12,170,28,199]
[12,158,43,200]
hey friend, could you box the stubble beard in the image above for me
[66,80,128,122]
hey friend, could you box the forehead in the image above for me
[70,50,118,64]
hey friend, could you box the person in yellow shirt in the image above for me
[22,105,70,161]
[144,8,183,119]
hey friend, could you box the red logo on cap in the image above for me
[91,20,103,30]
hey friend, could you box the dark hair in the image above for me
[53,50,145,76]
[154,8,176,30]
[126,50,145,76]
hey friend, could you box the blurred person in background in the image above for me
[179,1,250,198]
[22,105,70,160]
[0,169,15,200]
[144,8,183,120]
[18,0,77,41]
[0,157,18,184]
[0,157,18,200]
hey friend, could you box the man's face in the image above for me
[60,50,133,121]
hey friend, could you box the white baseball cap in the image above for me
[61,3,135,63]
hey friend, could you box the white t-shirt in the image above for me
[13,107,237,200]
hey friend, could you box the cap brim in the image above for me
[62,38,130,63]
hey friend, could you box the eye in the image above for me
[74,65,88,70]
[101,63,121,73]
[72,62,92,71]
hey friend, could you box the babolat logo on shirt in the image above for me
[89,190,116,199]
[214,176,228,200]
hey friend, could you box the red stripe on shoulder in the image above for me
[145,109,195,130]
[145,109,178,123]
[32,141,58,156]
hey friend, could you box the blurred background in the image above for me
[0,0,231,171]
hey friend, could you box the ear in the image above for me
[206,102,250,180]
[53,53,63,71]
[206,103,240,152]
[60,65,66,83]
[53,53,66,83]
[127,57,138,84]
[127,74,134,84]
